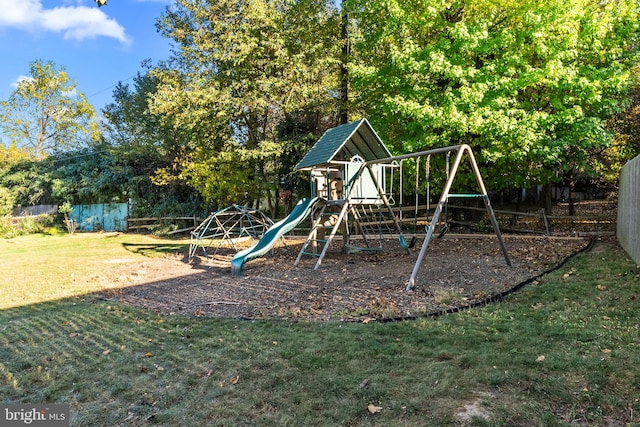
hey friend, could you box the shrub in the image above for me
[0,214,54,238]
[0,186,15,216]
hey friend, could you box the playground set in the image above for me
[195,119,511,289]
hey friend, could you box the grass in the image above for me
[1,233,639,426]
[0,232,190,309]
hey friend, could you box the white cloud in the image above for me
[0,0,131,44]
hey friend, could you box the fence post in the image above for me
[541,208,550,236]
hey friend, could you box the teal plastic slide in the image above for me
[231,197,321,276]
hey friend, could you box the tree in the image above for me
[0,143,30,169]
[0,60,100,160]
[605,70,640,181]
[0,143,40,212]
[348,0,640,212]
[0,159,54,207]
[101,70,204,217]
[0,186,14,216]
[151,0,341,216]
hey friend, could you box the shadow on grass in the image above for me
[121,242,191,258]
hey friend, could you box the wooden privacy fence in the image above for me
[12,205,57,217]
[617,155,640,265]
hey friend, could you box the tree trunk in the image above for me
[339,0,349,125]
[541,184,553,217]
[568,175,576,216]
[267,188,279,220]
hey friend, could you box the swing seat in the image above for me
[424,224,448,239]
[399,234,417,249]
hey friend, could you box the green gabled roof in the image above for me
[295,118,392,170]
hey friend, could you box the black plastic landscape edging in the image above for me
[381,237,596,323]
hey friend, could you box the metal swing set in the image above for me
[297,143,511,290]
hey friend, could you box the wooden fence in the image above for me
[12,205,57,217]
[448,204,615,235]
[617,155,640,265]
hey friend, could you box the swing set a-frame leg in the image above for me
[405,144,511,290]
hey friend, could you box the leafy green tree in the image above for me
[151,0,341,216]
[49,147,127,205]
[348,0,640,212]
[0,159,54,207]
[605,71,640,181]
[0,68,203,218]
[0,143,30,167]
[102,71,204,217]
[0,60,100,160]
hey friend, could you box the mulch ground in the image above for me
[104,234,594,321]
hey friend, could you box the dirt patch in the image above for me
[454,391,495,424]
[101,235,592,321]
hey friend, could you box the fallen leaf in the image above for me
[367,404,382,414]
[360,379,369,388]
[535,355,545,362]
[602,316,611,320]
[362,318,375,324]
[597,285,606,291]
[601,348,612,354]
[144,352,153,358]
[102,349,111,355]
[231,375,240,385]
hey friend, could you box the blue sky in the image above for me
[0,0,173,112]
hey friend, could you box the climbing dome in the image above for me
[188,205,275,262]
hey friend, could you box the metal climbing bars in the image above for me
[188,205,276,262]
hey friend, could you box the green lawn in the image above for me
[1,233,639,426]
